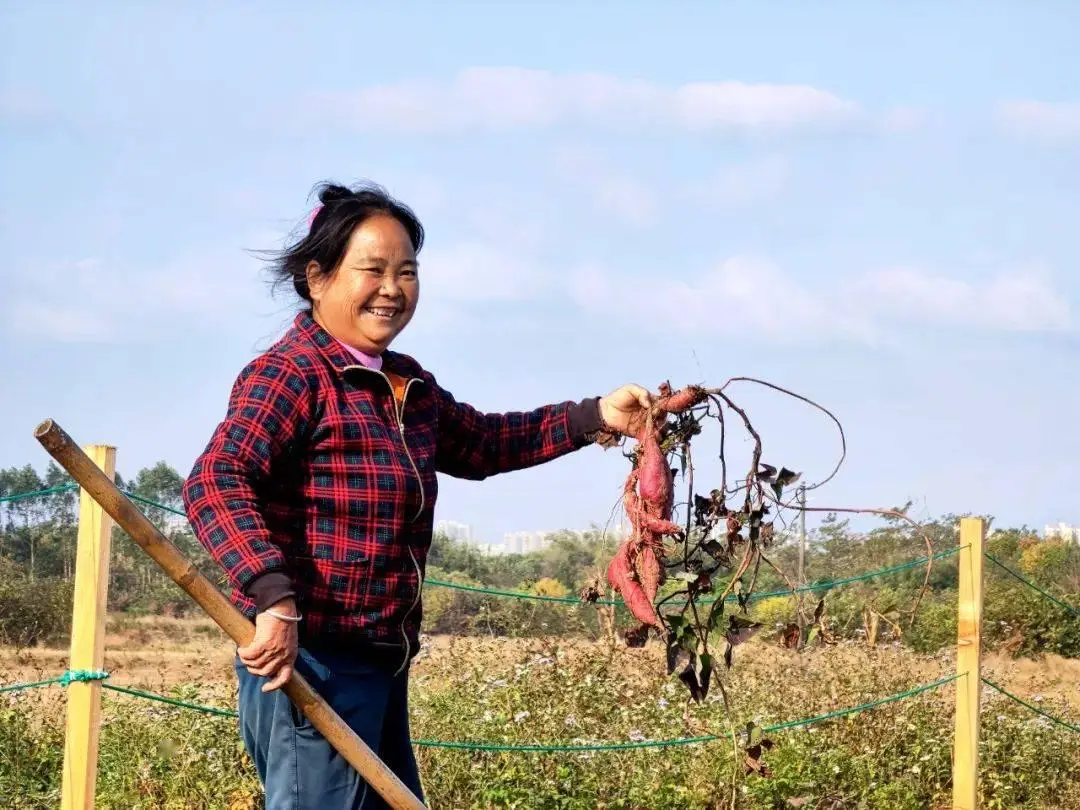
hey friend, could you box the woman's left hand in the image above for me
[598,384,654,437]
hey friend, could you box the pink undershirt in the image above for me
[336,339,383,371]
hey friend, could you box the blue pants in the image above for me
[234,646,425,810]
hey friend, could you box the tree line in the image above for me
[1,460,1078,657]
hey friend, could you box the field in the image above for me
[3,617,1079,809]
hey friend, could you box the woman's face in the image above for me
[307,213,419,355]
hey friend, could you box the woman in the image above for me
[181,181,653,810]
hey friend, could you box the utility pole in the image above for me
[797,483,807,586]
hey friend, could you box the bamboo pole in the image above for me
[952,517,985,810]
[60,445,116,810]
[34,419,427,810]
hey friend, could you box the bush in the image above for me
[0,560,72,648]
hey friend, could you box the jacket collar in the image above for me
[291,309,420,380]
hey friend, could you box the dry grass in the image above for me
[3,618,1078,808]
[3,614,1077,703]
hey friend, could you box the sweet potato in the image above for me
[606,542,661,628]
[606,383,707,634]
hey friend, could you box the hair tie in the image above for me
[308,205,323,228]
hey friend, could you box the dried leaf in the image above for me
[726,615,762,646]
[771,467,801,499]
[779,623,801,649]
[623,624,649,648]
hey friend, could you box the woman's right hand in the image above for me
[238,598,300,692]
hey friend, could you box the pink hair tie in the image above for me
[308,205,323,227]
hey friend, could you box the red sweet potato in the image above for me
[606,383,710,637]
[636,421,671,506]
[657,384,707,414]
[606,542,661,627]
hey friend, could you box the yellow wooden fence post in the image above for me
[953,517,985,810]
[60,445,117,810]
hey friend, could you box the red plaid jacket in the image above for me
[182,310,604,667]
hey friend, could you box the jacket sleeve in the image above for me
[432,378,607,480]
[181,352,312,610]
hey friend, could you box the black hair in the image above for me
[264,180,425,303]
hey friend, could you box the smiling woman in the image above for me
[271,183,426,355]
[180,179,656,809]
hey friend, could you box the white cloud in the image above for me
[309,68,859,135]
[688,155,789,208]
[997,100,1080,142]
[574,259,1071,341]
[574,256,873,342]
[5,253,269,343]
[858,267,1071,331]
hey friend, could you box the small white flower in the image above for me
[629,729,646,742]
[514,711,530,723]
[832,765,840,774]
[564,714,578,727]
[657,698,669,709]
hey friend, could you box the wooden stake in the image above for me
[953,517,985,810]
[61,444,116,810]
[35,419,427,810]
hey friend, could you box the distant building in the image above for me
[434,520,474,544]
[1044,522,1079,545]
[502,530,554,555]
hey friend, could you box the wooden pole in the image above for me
[952,517,985,810]
[34,419,427,810]
[60,445,116,810]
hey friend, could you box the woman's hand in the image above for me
[598,384,654,438]
[237,598,300,693]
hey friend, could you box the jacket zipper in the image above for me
[343,365,426,675]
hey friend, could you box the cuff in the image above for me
[245,571,296,612]
[567,396,620,447]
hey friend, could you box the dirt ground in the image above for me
[1,615,1077,709]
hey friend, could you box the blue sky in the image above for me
[2,3,1078,546]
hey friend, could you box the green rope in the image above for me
[0,484,78,503]
[0,485,962,610]
[119,486,966,609]
[425,578,618,606]
[111,491,961,606]
[3,670,959,752]
[101,684,238,719]
[984,553,1080,617]
[0,677,68,694]
[121,490,187,517]
[982,678,1080,733]
[414,674,961,751]
[427,546,965,607]
[0,669,109,694]
[60,669,110,686]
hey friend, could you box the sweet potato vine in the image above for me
[581,377,937,707]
